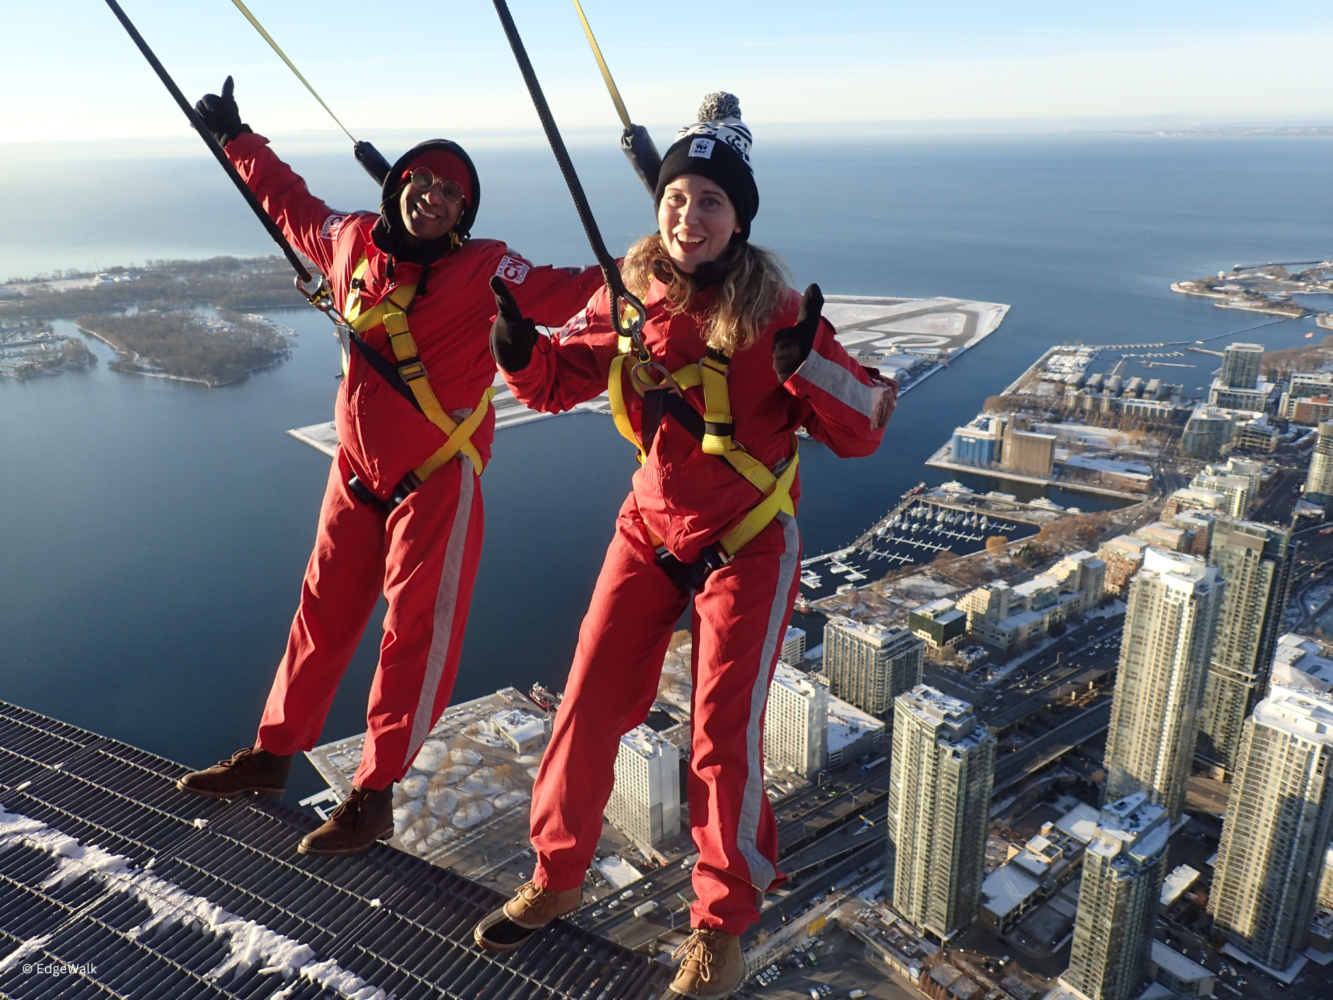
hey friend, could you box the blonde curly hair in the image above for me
[621,234,791,355]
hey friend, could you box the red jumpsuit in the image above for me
[225,133,603,790]
[504,277,896,933]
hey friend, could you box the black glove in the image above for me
[772,283,824,382]
[195,76,251,148]
[490,276,539,373]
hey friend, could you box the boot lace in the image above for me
[217,746,259,768]
[672,930,718,983]
[515,880,547,904]
[328,787,373,824]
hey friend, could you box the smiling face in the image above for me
[398,177,464,244]
[657,174,741,272]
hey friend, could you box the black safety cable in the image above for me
[102,0,313,284]
[102,0,357,345]
[490,0,649,362]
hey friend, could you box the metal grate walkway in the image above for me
[0,701,671,1000]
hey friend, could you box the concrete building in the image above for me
[1290,371,1333,400]
[1281,373,1333,423]
[1181,407,1234,460]
[1146,942,1215,999]
[1308,421,1333,499]
[780,625,806,667]
[1061,793,1171,1000]
[765,662,828,778]
[1286,395,1333,426]
[822,618,923,718]
[1190,469,1252,518]
[1208,380,1273,413]
[1103,548,1224,819]
[907,598,968,650]
[886,686,995,941]
[1220,342,1264,389]
[606,725,680,852]
[490,709,548,755]
[1272,633,1333,692]
[981,802,1100,934]
[1209,688,1333,971]
[1164,509,1216,556]
[1196,520,1293,770]
[1096,535,1148,598]
[1003,424,1057,479]
[1162,486,1227,518]
[1132,521,1189,553]
[951,416,1005,468]
[826,691,886,767]
[957,551,1104,657]
[1233,414,1281,453]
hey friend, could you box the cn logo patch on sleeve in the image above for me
[319,214,347,240]
[495,255,530,284]
[689,137,716,159]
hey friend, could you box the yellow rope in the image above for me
[227,0,357,143]
[571,0,632,130]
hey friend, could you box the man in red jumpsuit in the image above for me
[175,78,603,856]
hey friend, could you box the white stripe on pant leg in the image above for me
[735,512,801,892]
[407,460,476,762]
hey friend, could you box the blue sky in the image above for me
[6,0,1333,144]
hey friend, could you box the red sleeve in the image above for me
[225,132,349,276]
[503,286,619,413]
[787,318,897,458]
[502,259,606,329]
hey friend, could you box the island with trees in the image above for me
[0,257,303,386]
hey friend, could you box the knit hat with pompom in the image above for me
[654,92,759,240]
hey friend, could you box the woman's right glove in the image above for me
[490,276,539,373]
[772,283,824,382]
[194,76,251,147]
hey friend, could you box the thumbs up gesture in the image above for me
[772,283,823,382]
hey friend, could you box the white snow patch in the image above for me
[0,805,391,999]
[0,934,51,972]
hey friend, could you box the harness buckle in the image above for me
[398,360,428,383]
[632,360,681,395]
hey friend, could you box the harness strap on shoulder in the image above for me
[344,255,492,475]
[606,333,797,559]
[698,351,734,455]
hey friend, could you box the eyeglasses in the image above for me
[407,168,466,205]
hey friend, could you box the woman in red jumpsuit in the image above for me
[174,79,603,856]
[474,94,896,999]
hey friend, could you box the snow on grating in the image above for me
[0,701,671,1000]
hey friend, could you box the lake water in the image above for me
[3,135,1332,800]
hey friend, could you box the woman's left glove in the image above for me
[772,283,823,382]
[490,276,539,373]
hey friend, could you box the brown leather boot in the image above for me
[663,928,746,999]
[297,786,393,856]
[176,746,292,800]
[473,880,582,953]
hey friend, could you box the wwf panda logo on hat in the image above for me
[655,92,761,240]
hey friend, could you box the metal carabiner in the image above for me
[295,273,357,345]
[612,287,649,362]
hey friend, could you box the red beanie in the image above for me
[400,149,473,205]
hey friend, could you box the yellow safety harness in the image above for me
[608,336,798,559]
[345,257,495,479]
